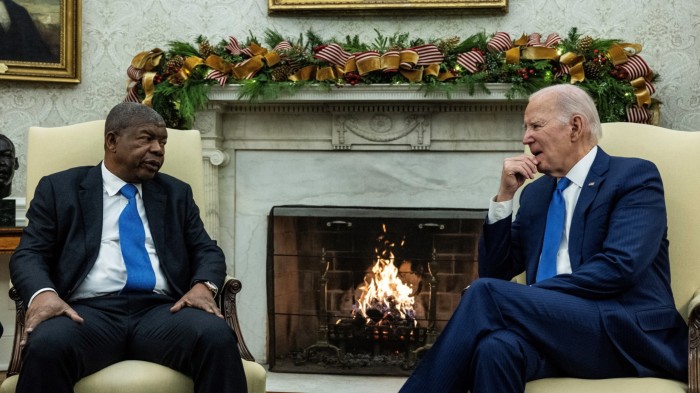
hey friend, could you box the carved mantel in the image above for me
[194,83,527,242]
[193,84,529,361]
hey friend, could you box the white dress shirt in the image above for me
[69,163,171,300]
[488,146,598,276]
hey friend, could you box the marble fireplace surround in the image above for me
[193,84,527,363]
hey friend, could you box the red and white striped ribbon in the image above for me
[487,32,512,53]
[527,33,543,47]
[123,85,140,103]
[273,41,292,52]
[527,32,562,48]
[314,43,352,66]
[645,80,656,94]
[543,33,561,47]
[226,36,256,57]
[127,65,143,81]
[205,70,228,86]
[354,50,380,62]
[555,63,570,79]
[413,44,444,66]
[621,55,651,80]
[226,36,243,56]
[626,105,650,124]
[457,51,485,74]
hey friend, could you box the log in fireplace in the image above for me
[267,205,485,375]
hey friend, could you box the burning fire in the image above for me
[353,224,416,326]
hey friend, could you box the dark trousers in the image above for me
[17,293,248,393]
[399,278,636,393]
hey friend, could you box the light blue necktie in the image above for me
[536,177,571,282]
[119,184,156,293]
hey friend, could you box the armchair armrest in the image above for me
[219,276,255,362]
[6,287,24,377]
[688,289,700,393]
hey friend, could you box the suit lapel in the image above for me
[142,178,166,260]
[568,148,610,270]
[79,165,104,263]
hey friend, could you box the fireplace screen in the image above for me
[267,206,485,376]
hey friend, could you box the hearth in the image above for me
[267,205,484,376]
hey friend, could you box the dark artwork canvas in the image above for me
[0,0,60,63]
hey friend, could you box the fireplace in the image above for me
[267,205,484,375]
[192,85,526,362]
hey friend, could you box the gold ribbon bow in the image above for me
[505,34,560,64]
[128,49,164,107]
[559,52,586,84]
[130,49,163,74]
[289,65,317,82]
[606,42,651,106]
[205,55,233,75]
[232,56,264,80]
[607,43,643,66]
[356,52,382,76]
[630,77,652,107]
[173,56,205,83]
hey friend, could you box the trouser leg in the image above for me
[16,297,129,393]
[399,278,634,393]
[129,295,248,393]
[469,329,559,393]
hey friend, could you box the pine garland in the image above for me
[124,28,658,129]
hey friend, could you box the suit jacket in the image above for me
[10,164,226,304]
[478,147,687,381]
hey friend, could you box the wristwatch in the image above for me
[196,280,218,297]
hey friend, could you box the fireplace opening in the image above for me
[267,205,485,376]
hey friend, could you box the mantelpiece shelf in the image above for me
[207,83,524,103]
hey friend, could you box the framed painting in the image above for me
[269,0,507,13]
[0,0,81,83]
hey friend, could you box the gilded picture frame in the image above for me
[0,0,81,83]
[269,0,507,13]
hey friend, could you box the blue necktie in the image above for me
[536,177,571,282]
[119,184,156,293]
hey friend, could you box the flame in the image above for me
[354,229,416,325]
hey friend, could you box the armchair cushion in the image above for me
[525,377,687,393]
[0,360,267,393]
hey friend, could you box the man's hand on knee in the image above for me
[22,291,83,346]
[170,283,223,318]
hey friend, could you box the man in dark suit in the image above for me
[10,102,248,393]
[399,84,687,393]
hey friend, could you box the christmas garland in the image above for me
[124,28,658,129]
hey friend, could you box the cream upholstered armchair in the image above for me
[521,122,700,393]
[0,120,266,393]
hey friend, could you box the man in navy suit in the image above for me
[10,102,247,393]
[399,84,687,393]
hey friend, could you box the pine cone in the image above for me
[199,41,216,58]
[271,64,292,81]
[165,55,185,75]
[576,36,593,53]
[583,61,603,79]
